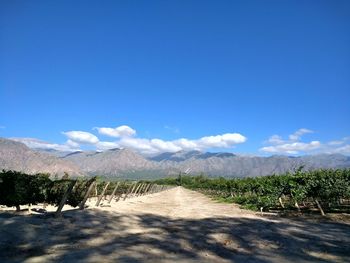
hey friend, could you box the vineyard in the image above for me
[0,170,171,216]
[1,169,350,217]
[1,169,350,262]
[155,168,350,215]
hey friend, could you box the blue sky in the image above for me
[0,0,349,155]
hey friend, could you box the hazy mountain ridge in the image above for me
[149,150,236,162]
[1,138,350,179]
[63,148,158,176]
[61,147,350,178]
[0,138,84,177]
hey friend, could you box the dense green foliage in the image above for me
[46,177,96,207]
[156,169,350,213]
[0,171,100,209]
[0,170,150,211]
[0,170,51,210]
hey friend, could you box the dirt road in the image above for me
[1,187,350,262]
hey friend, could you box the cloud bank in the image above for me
[58,125,246,155]
[107,132,247,155]
[95,125,136,138]
[260,129,350,155]
[11,137,80,152]
[62,131,99,144]
[11,126,349,156]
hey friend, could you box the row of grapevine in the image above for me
[0,170,170,216]
[155,169,350,215]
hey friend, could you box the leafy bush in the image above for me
[155,169,350,213]
[0,170,51,210]
[0,170,97,210]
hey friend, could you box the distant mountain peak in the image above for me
[107,148,121,152]
[63,151,84,157]
[0,138,84,176]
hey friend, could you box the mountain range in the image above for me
[0,138,83,177]
[1,138,350,179]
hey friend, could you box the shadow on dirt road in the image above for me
[1,209,349,262]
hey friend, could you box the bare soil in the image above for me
[1,187,349,262]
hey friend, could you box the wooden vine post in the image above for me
[314,198,326,216]
[137,184,145,196]
[123,182,136,201]
[144,184,151,194]
[95,182,110,207]
[139,184,145,195]
[294,200,301,213]
[290,193,301,213]
[115,185,124,202]
[133,183,142,197]
[79,180,96,210]
[55,180,77,218]
[130,183,139,197]
[130,182,138,195]
[144,183,151,194]
[108,182,120,204]
[142,184,149,195]
[137,184,144,196]
[94,183,98,197]
[278,197,285,208]
[147,184,153,193]
[148,184,154,194]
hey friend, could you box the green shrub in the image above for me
[0,170,51,210]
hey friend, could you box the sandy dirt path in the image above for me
[1,186,350,262]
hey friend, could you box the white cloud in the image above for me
[91,130,246,155]
[261,141,321,154]
[96,141,120,151]
[328,140,344,146]
[114,132,246,155]
[197,133,246,148]
[329,145,350,154]
[12,125,247,155]
[66,139,80,148]
[264,129,313,147]
[267,135,284,145]
[11,137,80,152]
[173,138,199,150]
[10,124,350,156]
[150,139,182,152]
[260,129,350,155]
[324,137,350,154]
[63,131,99,144]
[119,137,185,155]
[96,125,136,138]
[118,138,158,154]
[289,128,313,141]
[261,129,318,154]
